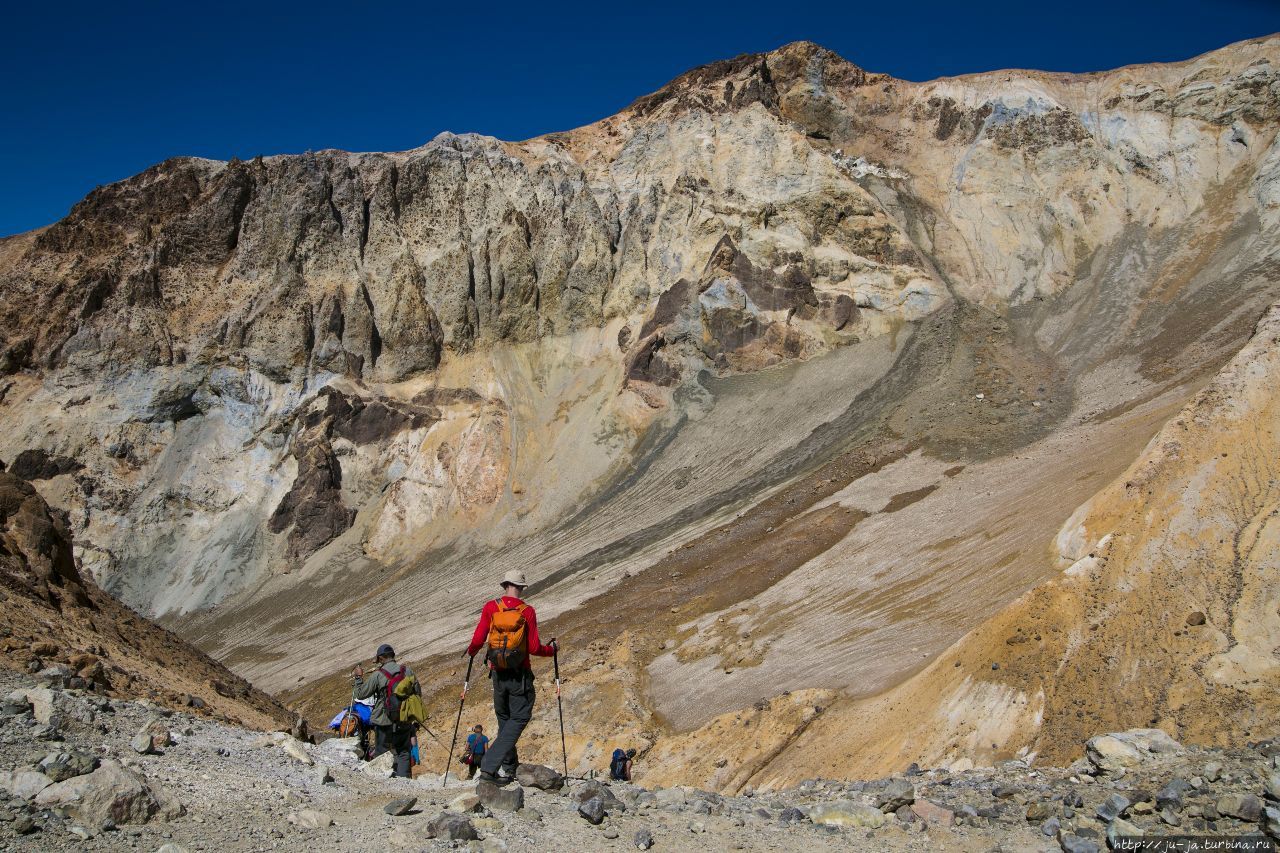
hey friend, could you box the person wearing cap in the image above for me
[351,643,416,778]
[465,569,558,785]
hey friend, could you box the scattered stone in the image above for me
[911,799,955,826]
[1057,832,1100,853]
[1026,801,1054,821]
[130,732,156,755]
[360,750,395,778]
[1263,805,1280,839]
[1186,612,1206,626]
[634,828,654,849]
[1266,773,1280,801]
[281,737,312,766]
[476,780,525,812]
[384,796,417,816]
[579,795,606,825]
[1041,816,1061,836]
[603,826,620,839]
[992,784,1018,799]
[1216,793,1263,821]
[1203,761,1223,782]
[515,763,564,791]
[1156,778,1190,811]
[778,807,806,825]
[39,751,97,782]
[809,802,888,828]
[426,811,478,841]
[1106,817,1143,846]
[288,809,333,829]
[13,814,35,834]
[308,764,332,786]
[1096,793,1130,822]
[448,792,482,813]
[876,779,915,812]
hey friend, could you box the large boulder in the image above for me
[34,759,181,825]
[571,780,623,812]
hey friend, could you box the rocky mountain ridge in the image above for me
[1,33,1278,796]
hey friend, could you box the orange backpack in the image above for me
[487,599,529,669]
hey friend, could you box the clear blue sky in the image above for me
[3,0,1277,237]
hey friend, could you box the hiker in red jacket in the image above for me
[465,569,557,785]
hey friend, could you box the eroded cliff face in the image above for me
[1,35,1279,784]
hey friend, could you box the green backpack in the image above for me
[392,671,426,727]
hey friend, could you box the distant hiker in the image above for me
[463,724,489,780]
[351,643,423,778]
[465,570,558,785]
[609,748,636,781]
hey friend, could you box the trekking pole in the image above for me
[443,653,475,785]
[553,641,567,779]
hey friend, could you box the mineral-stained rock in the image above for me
[448,792,482,813]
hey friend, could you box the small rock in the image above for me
[1057,832,1100,853]
[1096,793,1130,822]
[687,820,705,833]
[1026,802,1054,821]
[579,795,606,825]
[809,802,888,828]
[281,738,312,766]
[1217,793,1263,822]
[449,793,482,813]
[1266,773,1280,801]
[130,732,155,755]
[778,807,805,825]
[1041,816,1061,836]
[1156,778,1190,811]
[288,809,332,829]
[1186,612,1206,626]
[0,770,54,800]
[515,763,564,791]
[476,780,524,812]
[876,779,915,812]
[992,784,1018,799]
[603,826,620,839]
[13,813,35,834]
[426,811,478,841]
[384,797,417,816]
[911,800,955,826]
[1106,817,1143,846]
[308,764,332,786]
[634,828,654,849]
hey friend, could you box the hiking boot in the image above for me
[478,770,513,786]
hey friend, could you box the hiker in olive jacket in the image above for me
[352,643,415,778]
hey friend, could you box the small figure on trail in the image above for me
[610,747,636,781]
[351,643,422,778]
[463,724,489,779]
[465,569,558,785]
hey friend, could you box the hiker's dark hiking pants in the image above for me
[481,668,535,775]
[373,723,413,778]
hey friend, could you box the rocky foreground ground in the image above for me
[0,670,1278,852]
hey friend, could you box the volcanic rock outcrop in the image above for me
[1,34,1279,787]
